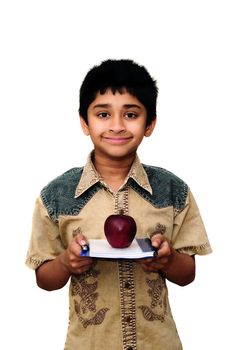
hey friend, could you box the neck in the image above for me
[92,152,136,191]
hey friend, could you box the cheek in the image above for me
[130,124,146,138]
[88,124,104,139]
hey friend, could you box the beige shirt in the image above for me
[26,154,212,350]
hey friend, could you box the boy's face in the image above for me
[80,89,155,161]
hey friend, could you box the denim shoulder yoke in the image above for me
[41,165,188,222]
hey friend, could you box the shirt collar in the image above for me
[75,152,152,198]
[128,155,152,194]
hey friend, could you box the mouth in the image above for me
[103,136,132,145]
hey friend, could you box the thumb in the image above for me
[151,234,165,249]
[72,228,88,247]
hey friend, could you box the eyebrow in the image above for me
[124,104,142,109]
[93,103,142,109]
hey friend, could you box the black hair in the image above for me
[79,59,158,126]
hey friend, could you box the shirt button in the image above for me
[127,347,133,350]
[124,281,130,289]
[125,316,131,323]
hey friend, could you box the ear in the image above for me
[80,116,90,136]
[144,117,156,137]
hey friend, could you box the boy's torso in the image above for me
[40,160,188,350]
[28,156,210,349]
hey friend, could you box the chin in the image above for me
[102,146,137,159]
[108,152,136,161]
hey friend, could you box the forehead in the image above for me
[89,89,145,109]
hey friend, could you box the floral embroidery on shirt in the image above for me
[71,269,109,328]
[72,227,82,237]
[138,275,167,322]
[153,223,166,235]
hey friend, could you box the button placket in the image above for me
[118,260,137,350]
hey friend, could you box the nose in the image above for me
[109,115,126,133]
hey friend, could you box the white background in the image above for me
[0,0,231,349]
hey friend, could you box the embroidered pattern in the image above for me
[118,260,137,350]
[149,223,166,240]
[154,223,166,235]
[114,186,129,215]
[115,187,137,349]
[138,275,167,322]
[72,227,82,237]
[71,268,109,328]
[26,256,44,267]
[177,242,212,255]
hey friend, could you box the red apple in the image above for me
[104,213,137,248]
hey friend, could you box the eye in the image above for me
[97,112,110,119]
[125,112,138,119]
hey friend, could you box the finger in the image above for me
[75,264,93,274]
[156,241,171,258]
[76,257,94,268]
[69,239,82,257]
[139,261,163,272]
[139,257,154,264]
[70,257,94,271]
[138,256,169,271]
[151,234,165,249]
[74,233,87,245]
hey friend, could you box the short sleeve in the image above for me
[25,197,65,270]
[171,189,212,256]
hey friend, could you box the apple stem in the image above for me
[119,209,124,215]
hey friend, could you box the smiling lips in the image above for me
[103,136,132,144]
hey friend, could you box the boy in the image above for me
[26,59,212,350]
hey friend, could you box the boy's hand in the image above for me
[62,233,94,275]
[137,234,171,272]
[36,233,95,291]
